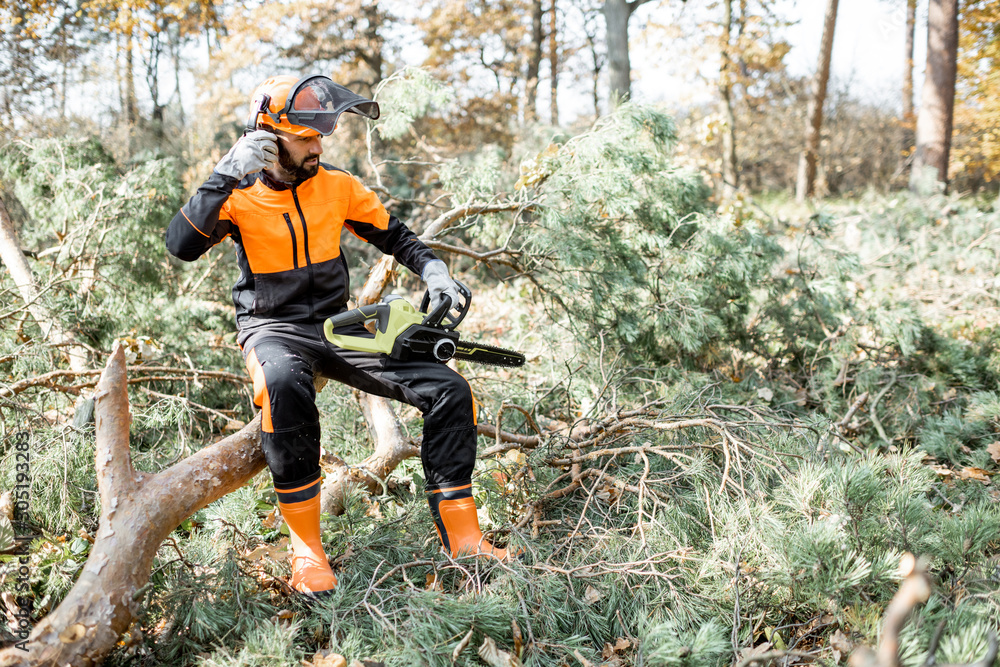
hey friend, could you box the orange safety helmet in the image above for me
[245,75,380,137]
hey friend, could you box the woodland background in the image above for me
[0,0,999,666]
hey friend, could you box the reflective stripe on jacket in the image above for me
[165,164,438,325]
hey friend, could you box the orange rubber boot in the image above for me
[427,485,510,561]
[276,480,337,597]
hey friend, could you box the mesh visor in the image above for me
[285,76,380,135]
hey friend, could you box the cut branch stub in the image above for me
[0,346,266,667]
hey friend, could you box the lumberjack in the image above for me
[165,74,512,598]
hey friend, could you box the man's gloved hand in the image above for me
[422,260,462,314]
[214,130,278,180]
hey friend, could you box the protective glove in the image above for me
[422,260,462,314]
[214,130,278,180]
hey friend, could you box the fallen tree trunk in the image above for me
[0,345,266,666]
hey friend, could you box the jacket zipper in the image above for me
[282,213,299,269]
[291,187,316,320]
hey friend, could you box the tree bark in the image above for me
[603,0,634,104]
[900,0,918,170]
[124,11,138,128]
[795,0,840,202]
[549,0,559,125]
[171,24,184,126]
[525,0,543,123]
[910,0,959,192]
[719,0,739,199]
[585,29,602,119]
[902,0,917,123]
[0,347,266,666]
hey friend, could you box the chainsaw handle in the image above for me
[419,280,472,330]
[324,303,392,343]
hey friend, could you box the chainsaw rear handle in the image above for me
[323,301,395,341]
[420,280,472,330]
[326,304,377,328]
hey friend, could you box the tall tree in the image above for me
[0,1,77,129]
[902,0,917,124]
[899,0,919,170]
[718,0,739,198]
[910,0,959,191]
[526,0,544,122]
[795,0,839,201]
[549,0,559,124]
[603,0,654,103]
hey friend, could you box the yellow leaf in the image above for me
[303,652,346,667]
[958,467,992,484]
[987,441,1000,464]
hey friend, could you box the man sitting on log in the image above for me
[165,74,511,598]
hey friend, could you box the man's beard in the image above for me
[276,141,320,182]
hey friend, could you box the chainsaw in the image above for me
[323,281,525,368]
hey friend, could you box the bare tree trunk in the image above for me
[0,194,89,372]
[549,0,559,125]
[587,33,602,119]
[900,0,918,174]
[0,347,266,666]
[124,11,138,128]
[171,25,184,126]
[902,0,917,123]
[910,0,959,192]
[719,0,739,200]
[525,0,543,123]
[603,0,634,105]
[795,0,840,202]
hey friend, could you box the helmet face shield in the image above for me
[283,76,380,136]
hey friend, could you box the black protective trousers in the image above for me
[239,320,478,493]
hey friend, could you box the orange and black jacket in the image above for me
[166,166,437,325]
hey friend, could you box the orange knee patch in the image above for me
[245,348,273,432]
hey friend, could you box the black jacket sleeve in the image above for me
[342,174,438,276]
[165,171,238,262]
[347,215,439,277]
